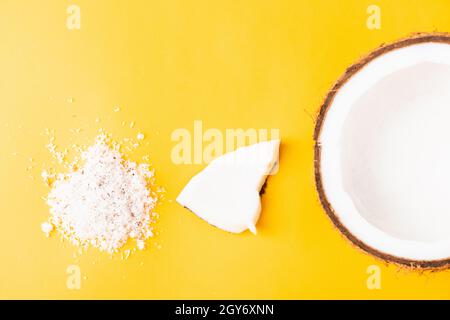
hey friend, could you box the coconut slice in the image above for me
[177,139,280,234]
[315,34,450,268]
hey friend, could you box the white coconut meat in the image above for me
[318,41,450,262]
[177,140,280,234]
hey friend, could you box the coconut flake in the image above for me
[41,222,53,237]
[136,239,145,250]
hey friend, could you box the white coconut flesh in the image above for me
[318,42,450,262]
[177,140,280,235]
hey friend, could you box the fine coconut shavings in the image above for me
[44,133,159,253]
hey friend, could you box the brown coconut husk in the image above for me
[314,33,450,270]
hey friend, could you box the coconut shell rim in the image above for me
[314,33,450,270]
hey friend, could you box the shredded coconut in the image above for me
[44,133,159,253]
[41,222,53,237]
[136,239,145,250]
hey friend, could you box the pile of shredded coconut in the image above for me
[43,133,159,253]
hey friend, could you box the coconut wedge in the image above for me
[177,139,280,234]
[315,34,450,269]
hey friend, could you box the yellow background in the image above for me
[1,0,450,299]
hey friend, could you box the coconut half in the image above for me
[315,34,450,268]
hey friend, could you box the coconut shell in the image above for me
[314,33,450,270]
